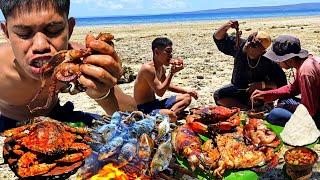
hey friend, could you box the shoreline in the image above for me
[74,14,320,27]
[73,15,320,28]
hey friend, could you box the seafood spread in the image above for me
[172,105,281,177]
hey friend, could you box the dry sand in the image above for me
[0,16,320,179]
[61,16,320,115]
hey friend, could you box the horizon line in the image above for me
[1,2,319,21]
[73,2,320,19]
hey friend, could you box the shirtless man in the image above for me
[134,37,198,118]
[0,0,136,131]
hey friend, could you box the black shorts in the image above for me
[213,84,250,105]
[0,101,101,132]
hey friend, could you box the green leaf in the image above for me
[65,121,86,128]
[265,122,284,151]
[265,122,284,137]
[176,155,258,180]
[199,134,210,142]
[223,170,258,180]
[176,155,215,180]
[307,138,319,148]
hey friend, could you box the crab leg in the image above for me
[18,152,56,177]
[2,125,29,137]
[56,143,92,163]
[63,125,89,134]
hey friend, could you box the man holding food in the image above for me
[134,37,198,118]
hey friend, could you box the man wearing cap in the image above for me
[251,35,320,126]
[213,20,287,109]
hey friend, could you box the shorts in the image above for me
[0,101,101,132]
[137,96,177,115]
[213,84,250,105]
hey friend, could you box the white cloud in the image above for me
[72,0,91,3]
[72,0,143,10]
[151,0,187,9]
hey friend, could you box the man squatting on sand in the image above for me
[251,35,320,127]
[213,20,287,110]
[0,0,136,132]
[134,37,198,119]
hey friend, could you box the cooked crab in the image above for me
[3,116,92,178]
[186,106,241,133]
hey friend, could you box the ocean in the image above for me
[75,9,320,26]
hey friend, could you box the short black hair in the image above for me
[0,0,70,20]
[152,37,172,52]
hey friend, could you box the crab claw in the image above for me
[188,122,208,134]
[186,114,200,123]
[217,122,234,131]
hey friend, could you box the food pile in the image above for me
[285,147,318,166]
[2,106,285,179]
[173,105,281,177]
[77,111,175,179]
[2,117,92,179]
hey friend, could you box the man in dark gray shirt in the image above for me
[213,20,287,109]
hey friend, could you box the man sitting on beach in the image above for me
[134,37,198,118]
[251,35,320,127]
[0,0,136,132]
[213,20,287,110]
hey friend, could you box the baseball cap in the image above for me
[255,31,272,49]
[263,35,309,62]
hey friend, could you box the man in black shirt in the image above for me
[213,20,287,109]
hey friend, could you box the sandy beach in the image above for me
[63,16,320,115]
[0,16,320,179]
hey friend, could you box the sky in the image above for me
[69,0,319,17]
[0,0,319,19]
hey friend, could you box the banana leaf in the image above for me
[176,155,258,180]
[265,122,284,152]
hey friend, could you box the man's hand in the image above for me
[170,58,184,74]
[247,82,265,95]
[214,20,239,40]
[225,20,239,30]
[79,37,122,99]
[250,89,266,101]
[187,90,198,100]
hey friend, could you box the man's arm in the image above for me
[213,20,240,57]
[143,65,174,97]
[300,75,318,116]
[214,20,236,40]
[168,84,188,94]
[95,85,137,115]
[251,76,300,103]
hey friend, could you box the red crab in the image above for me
[186,106,240,133]
[2,116,92,178]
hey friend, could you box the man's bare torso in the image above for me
[134,61,165,105]
[0,44,58,121]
